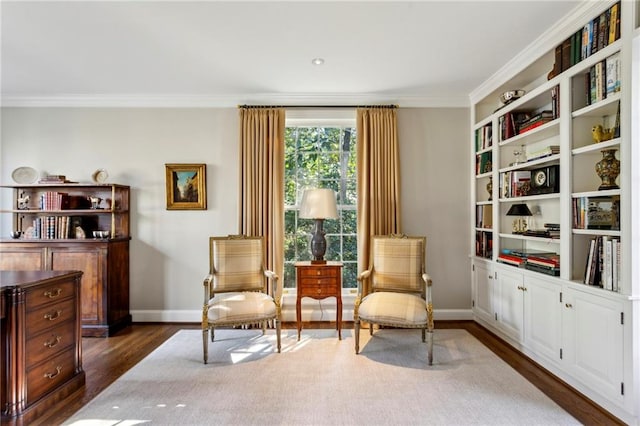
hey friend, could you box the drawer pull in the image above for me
[44,335,62,348]
[44,366,62,379]
[44,288,63,299]
[317,288,322,294]
[565,303,573,308]
[44,310,62,321]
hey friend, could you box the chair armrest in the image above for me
[422,273,432,287]
[203,274,214,304]
[264,270,281,302]
[357,269,371,282]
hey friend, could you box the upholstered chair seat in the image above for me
[354,235,434,364]
[202,235,281,364]
[206,292,277,324]
[358,291,428,326]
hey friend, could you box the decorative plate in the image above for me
[11,166,38,184]
[92,169,109,183]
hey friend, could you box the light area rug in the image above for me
[64,329,579,426]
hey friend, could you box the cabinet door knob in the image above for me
[565,303,573,308]
[317,288,322,294]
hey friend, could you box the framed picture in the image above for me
[165,163,207,210]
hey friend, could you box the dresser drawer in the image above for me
[26,279,76,310]
[298,266,340,278]
[26,298,76,337]
[26,349,76,405]
[26,320,75,367]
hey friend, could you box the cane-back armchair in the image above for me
[354,234,434,364]
[202,235,281,364]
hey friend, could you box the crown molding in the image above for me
[469,0,612,104]
[1,92,470,108]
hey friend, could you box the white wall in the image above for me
[0,106,471,321]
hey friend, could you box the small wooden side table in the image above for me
[295,261,343,340]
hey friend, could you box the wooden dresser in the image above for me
[1,270,85,423]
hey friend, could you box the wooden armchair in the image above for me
[354,235,434,364]
[202,235,281,364]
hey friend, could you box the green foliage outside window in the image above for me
[284,126,358,289]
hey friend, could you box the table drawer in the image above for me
[298,266,340,278]
[26,279,76,310]
[26,348,76,405]
[299,283,338,297]
[26,320,75,367]
[26,298,76,337]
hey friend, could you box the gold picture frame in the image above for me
[165,163,207,210]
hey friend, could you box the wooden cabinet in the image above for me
[295,261,342,340]
[0,184,131,337]
[1,270,85,423]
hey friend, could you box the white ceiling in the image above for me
[1,0,583,107]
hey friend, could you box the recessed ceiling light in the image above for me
[311,58,325,66]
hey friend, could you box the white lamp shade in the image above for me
[299,188,339,219]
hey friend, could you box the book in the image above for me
[606,52,621,95]
[608,2,619,45]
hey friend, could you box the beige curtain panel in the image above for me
[356,107,402,295]
[238,107,286,291]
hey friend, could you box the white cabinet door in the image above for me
[562,287,624,404]
[523,275,562,364]
[473,260,494,324]
[495,266,524,342]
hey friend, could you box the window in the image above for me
[284,123,357,290]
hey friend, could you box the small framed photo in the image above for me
[165,163,207,210]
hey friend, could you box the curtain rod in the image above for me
[238,104,398,109]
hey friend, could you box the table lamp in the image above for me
[506,203,532,234]
[299,188,339,264]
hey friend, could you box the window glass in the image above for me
[284,125,357,289]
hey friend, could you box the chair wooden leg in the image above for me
[369,323,374,336]
[211,327,215,342]
[276,319,282,353]
[203,328,209,364]
[354,319,360,354]
[427,330,434,366]
[422,328,426,342]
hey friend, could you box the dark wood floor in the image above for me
[15,320,624,426]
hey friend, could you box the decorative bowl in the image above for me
[10,231,22,239]
[500,90,526,104]
[92,230,110,239]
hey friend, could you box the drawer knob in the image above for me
[565,303,573,308]
[44,310,62,321]
[44,335,62,348]
[44,366,62,379]
[317,288,322,294]
[44,288,62,299]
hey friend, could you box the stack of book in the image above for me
[544,223,560,238]
[517,110,554,134]
[526,145,560,162]
[584,236,620,291]
[525,255,560,276]
[38,175,68,184]
[552,2,620,75]
[39,191,70,210]
[497,252,525,267]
